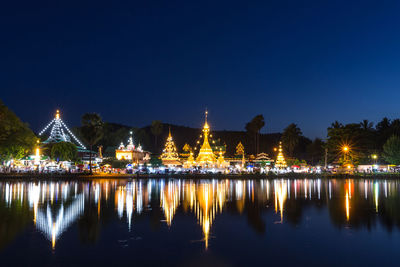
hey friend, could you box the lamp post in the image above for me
[34,140,41,171]
[342,145,349,166]
[372,154,378,165]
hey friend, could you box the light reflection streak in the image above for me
[345,191,350,221]
[1,178,399,250]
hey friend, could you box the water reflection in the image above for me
[1,178,400,251]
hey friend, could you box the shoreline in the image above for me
[1,172,400,180]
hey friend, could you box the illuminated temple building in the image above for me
[191,110,227,168]
[160,128,181,166]
[115,132,150,163]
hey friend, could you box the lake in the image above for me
[0,178,399,266]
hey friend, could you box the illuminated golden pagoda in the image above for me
[161,128,181,166]
[196,110,216,167]
[217,149,229,168]
[275,141,287,168]
[180,143,192,159]
[183,152,196,168]
[236,142,245,167]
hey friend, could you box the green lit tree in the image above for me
[383,135,400,165]
[51,142,78,162]
[0,100,37,162]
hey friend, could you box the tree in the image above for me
[324,120,375,165]
[151,120,163,153]
[282,123,302,157]
[306,138,325,165]
[80,113,104,173]
[360,119,374,131]
[383,135,400,165]
[245,115,265,154]
[51,142,78,162]
[0,100,37,162]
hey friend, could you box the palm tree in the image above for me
[151,120,163,153]
[360,119,373,131]
[245,115,265,155]
[282,123,302,157]
[80,113,104,174]
[329,121,343,129]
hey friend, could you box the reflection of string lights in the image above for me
[36,194,85,249]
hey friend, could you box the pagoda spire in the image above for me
[196,110,216,166]
[161,128,180,165]
[275,141,287,169]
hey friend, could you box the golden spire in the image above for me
[161,128,179,164]
[55,110,60,119]
[196,110,216,166]
[275,141,287,168]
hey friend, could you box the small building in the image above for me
[115,132,150,163]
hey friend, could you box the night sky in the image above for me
[1,1,400,138]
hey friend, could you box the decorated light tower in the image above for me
[160,128,180,166]
[275,141,287,169]
[196,110,216,167]
[236,142,245,167]
[39,110,86,149]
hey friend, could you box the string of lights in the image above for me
[39,110,86,149]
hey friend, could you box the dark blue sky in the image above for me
[1,0,400,138]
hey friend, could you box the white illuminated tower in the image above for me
[39,110,86,149]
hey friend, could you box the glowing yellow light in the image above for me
[274,181,287,222]
[52,223,56,249]
[196,110,217,167]
[55,110,60,119]
[343,146,349,152]
[375,182,379,212]
[345,191,350,221]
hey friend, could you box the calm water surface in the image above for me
[0,178,400,266]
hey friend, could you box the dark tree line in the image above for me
[326,118,400,165]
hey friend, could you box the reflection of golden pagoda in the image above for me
[274,180,287,222]
[160,181,179,226]
[196,110,216,167]
[192,182,227,250]
[160,128,181,166]
[275,141,287,168]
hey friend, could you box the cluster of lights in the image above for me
[39,110,86,149]
[60,120,86,149]
[161,129,179,161]
[275,141,287,168]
